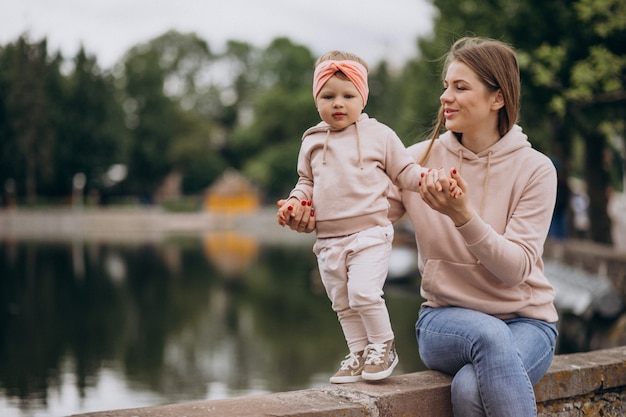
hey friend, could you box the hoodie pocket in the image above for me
[421,259,533,314]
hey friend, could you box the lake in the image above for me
[0,212,619,417]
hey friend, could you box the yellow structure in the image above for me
[203,231,259,277]
[204,170,260,214]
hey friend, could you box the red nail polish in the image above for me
[307,200,312,206]
[418,182,422,187]
[288,206,293,211]
[310,211,314,217]
[421,172,425,178]
[452,168,457,174]
[301,200,307,206]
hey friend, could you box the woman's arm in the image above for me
[419,165,557,287]
[420,168,473,226]
[457,163,557,287]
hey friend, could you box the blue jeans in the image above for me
[416,306,558,417]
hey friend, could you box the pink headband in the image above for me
[313,60,369,107]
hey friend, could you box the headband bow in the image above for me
[313,60,369,107]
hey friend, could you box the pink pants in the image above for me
[313,224,395,353]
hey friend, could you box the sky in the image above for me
[0,0,436,70]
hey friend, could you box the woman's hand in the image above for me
[420,168,474,227]
[276,199,316,233]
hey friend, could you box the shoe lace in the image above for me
[339,352,362,370]
[364,343,386,365]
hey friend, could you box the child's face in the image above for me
[315,75,364,130]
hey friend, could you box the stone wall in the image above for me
[72,346,626,417]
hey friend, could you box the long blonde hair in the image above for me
[420,37,520,165]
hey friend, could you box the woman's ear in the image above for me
[491,89,505,110]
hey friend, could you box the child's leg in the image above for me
[346,224,395,344]
[313,236,368,353]
[345,224,398,381]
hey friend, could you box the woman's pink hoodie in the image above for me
[389,125,558,322]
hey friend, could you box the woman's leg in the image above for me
[506,317,558,385]
[446,318,557,417]
[416,307,556,417]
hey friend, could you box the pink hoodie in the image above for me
[288,113,426,238]
[389,125,558,322]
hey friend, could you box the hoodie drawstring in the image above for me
[322,122,363,169]
[354,121,364,170]
[479,151,493,217]
[322,129,330,165]
[457,149,492,217]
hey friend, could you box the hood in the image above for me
[301,113,368,169]
[301,113,369,140]
[438,124,530,163]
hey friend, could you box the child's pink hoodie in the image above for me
[289,113,426,238]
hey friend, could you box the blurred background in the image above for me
[1,0,625,416]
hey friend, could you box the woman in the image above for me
[283,37,558,416]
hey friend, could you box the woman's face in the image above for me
[315,75,364,130]
[440,60,501,137]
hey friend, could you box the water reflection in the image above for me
[3,232,623,417]
[0,235,426,417]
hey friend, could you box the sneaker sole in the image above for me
[361,355,399,381]
[329,375,362,384]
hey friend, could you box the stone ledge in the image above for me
[71,346,626,417]
[535,345,626,401]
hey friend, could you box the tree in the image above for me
[229,38,318,198]
[514,0,626,243]
[119,31,224,200]
[55,47,129,199]
[4,37,57,202]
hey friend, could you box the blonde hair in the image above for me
[315,50,369,81]
[420,37,520,165]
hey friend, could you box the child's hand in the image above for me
[277,198,315,232]
[449,178,463,198]
[447,167,464,198]
[426,167,463,198]
[421,168,444,192]
[277,197,298,226]
[277,198,313,226]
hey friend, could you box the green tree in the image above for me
[121,46,176,199]
[0,41,19,205]
[55,47,130,199]
[514,0,626,243]
[169,109,228,193]
[120,31,229,200]
[3,37,58,202]
[229,38,317,199]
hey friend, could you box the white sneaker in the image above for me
[329,351,366,383]
[362,339,398,381]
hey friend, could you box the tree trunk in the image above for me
[584,129,612,243]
